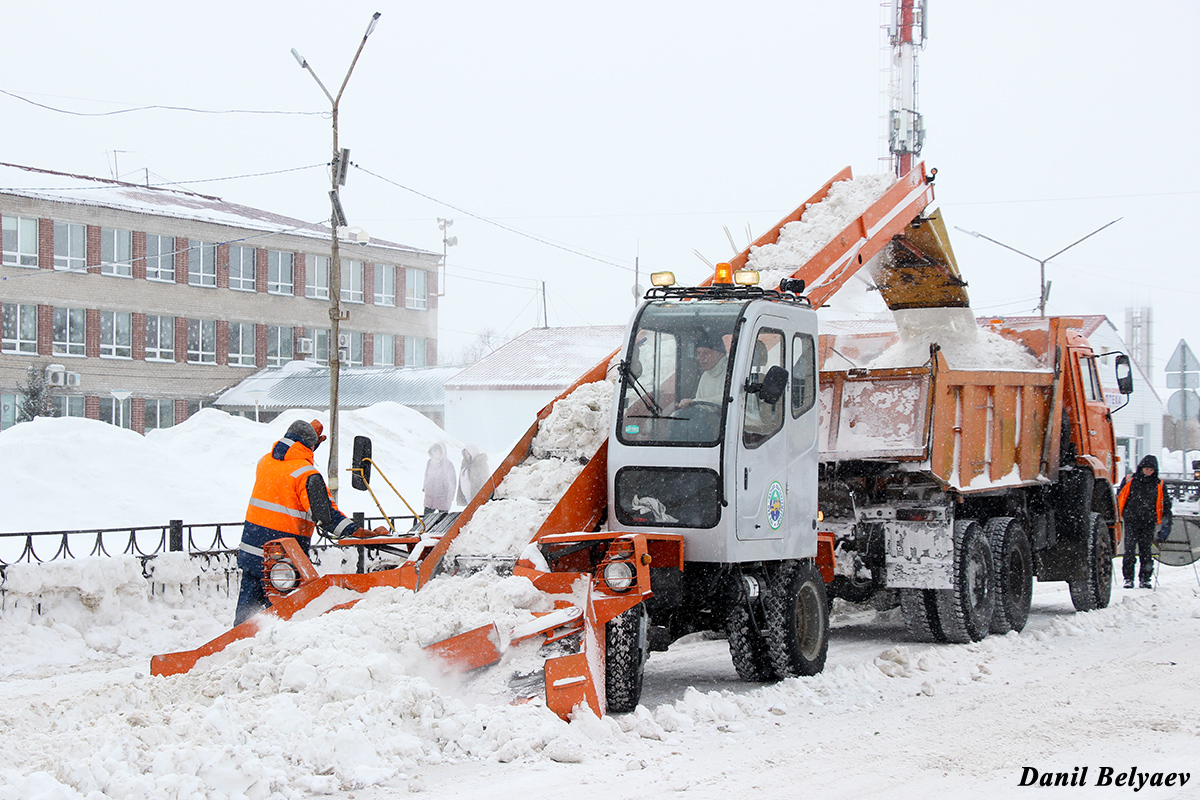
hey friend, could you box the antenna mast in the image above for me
[888,0,927,177]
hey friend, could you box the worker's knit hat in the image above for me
[284,420,320,451]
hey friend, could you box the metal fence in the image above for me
[0,513,418,600]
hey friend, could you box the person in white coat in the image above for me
[422,442,456,514]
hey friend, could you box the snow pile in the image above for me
[747,173,893,290]
[447,380,614,558]
[0,402,463,535]
[3,544,1200,797]
[868,308,1044,370]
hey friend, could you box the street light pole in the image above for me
[291,11,381,499]
[955,219,1121,317]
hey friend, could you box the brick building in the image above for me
[0,163,440,433]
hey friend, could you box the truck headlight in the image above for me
[603,561,637,592]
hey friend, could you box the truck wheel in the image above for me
[935,520,995,643]
[985,517,1033,634]
[899,588,945,642]
[605,604,649,713]
[1069,512,1113,612]
[726,603,775,682]
[762,560,829,677]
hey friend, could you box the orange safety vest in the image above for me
[1116,477,1165,524]
[244,439,328,538]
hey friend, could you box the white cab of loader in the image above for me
[607,273,821,565]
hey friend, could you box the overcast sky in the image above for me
[3,1,1198,391]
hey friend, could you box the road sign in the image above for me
[1168,389,1200,422]
[1168,372,1200,389]
[1165,339,1199,375]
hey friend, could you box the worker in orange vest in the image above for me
[1116,455,1172,589]
[234,419,380,624]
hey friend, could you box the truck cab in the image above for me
[608,274,821,564]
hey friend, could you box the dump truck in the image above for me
[152,161,1132,718]
[817,316,1134,642]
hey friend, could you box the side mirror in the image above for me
[759,365,788,406]
[351,435,372,490]
[1114,354,1134,395]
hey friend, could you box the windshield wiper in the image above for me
[619,360,664,418]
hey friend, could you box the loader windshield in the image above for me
[616,301,744,446]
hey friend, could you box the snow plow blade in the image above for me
[422,623,503,671]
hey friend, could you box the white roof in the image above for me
[0,162,430,256]
[445,326,625,390]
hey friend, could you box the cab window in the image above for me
[792,332,816,417]
[743,328,785,448]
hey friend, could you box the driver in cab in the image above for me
[679,330,728,408]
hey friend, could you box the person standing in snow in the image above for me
[423,441,456,515]
[234,419,379,625]
[1117,454,1172,589]
[455,444,490,506]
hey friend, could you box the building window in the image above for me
[374,264,396,306]
[187,319,217,364]
[405,335,427,367]
[144,398,175,431]
[53,222,86,271]
[229,245,257,292]
[0,392,15,431]
[53,307,86,356]
[374,333,394,366]
[52,395,86,418]
[267,325,293,366]
[188,242,217,287]
[101,228,133,277]
[1,302,37,354]
[228,322,256,366]
[343,331,364,366]
[308,327,330,365]
[268,251,294,295]
[98,396,131,428]
[406,268,428,310]
[99,311,133,358]
[306,255,330,299]
[2,215,39,267]
[341,259,364,304]
[146,234,175,282]
[145,315,175,361]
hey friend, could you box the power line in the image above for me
[0,88,325,118]
[352,163,637,273]
[0,162,327,193]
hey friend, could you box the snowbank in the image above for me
[0,403,463,534]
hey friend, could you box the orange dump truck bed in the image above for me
[818,316,1116,492]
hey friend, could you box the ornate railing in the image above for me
[0,513,420,599]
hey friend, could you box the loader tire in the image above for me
[726,602,775,682]
[899,588,945,642]
[605,604,649,713]
[762,560,829,678]
[985,517,1033,634]
[1069,512,1113,612]
[934,520,995,644]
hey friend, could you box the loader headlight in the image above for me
[602,561,637,593]
[267,560,301,593]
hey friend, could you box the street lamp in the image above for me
[955,218,1121,317]
[291,11,381,499]
[437,218,456,297]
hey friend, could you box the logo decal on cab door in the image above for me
[767,481,784,530]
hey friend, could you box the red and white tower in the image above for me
[888,0,927,177]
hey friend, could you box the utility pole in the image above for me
[291,11,381,498]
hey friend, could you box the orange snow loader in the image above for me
[154,162,1132,718]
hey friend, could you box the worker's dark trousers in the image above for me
[234,523,309,626]
[1122,522,1155,584]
